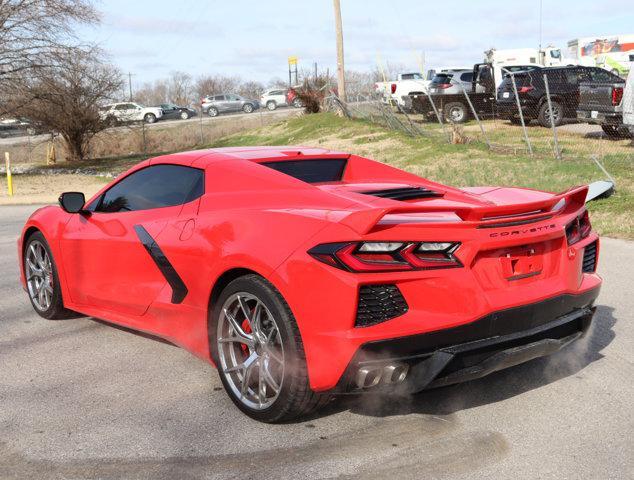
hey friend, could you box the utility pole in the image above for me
[333,0,346,101]
[128,72,134,101]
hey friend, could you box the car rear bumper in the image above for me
[577,110,621,125]
[331,286,599,393]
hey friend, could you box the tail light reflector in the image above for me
[518,86,534,93]
[566,210,592,245]
[390,83,397,94]
[308,241,462,272]
[612,86,623,106]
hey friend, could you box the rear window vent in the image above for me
[359,186,442,201]
[582,241,597,273]
[356,285,408,328]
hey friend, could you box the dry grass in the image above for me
[4,109,300,165]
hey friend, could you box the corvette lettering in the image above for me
[489,224,557,237]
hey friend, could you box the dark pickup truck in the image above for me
[576,71,629,138]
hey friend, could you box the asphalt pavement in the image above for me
[0,205,632,480]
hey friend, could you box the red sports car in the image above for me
[18,147,601,422]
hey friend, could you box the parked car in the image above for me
[99,102,163,124]
[157,103,197,121]
[624,68,634,135]
[260,89,288,110]
[0,118,40,138]
[497,66,623,127]
[286,88,303,108]
[201,94,260,117]
[19,147,601,422]
[576,69,629,137]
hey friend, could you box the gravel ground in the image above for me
[0,205,632,480]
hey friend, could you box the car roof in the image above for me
[148,147,349,168]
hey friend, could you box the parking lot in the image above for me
[0,204,632,480]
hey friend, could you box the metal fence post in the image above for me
[460,85,491,149]
[506,69,533,155]
[425,91,450,143]
[543,73,562,160]
[199,107,204,144]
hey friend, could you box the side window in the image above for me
[460,72,473,82]
[214,95,225,101]
[95,165,204,213]
[115,104,129,110]
[589,68,620,83]
[227,94,240,101]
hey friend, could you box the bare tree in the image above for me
[167,71,192,106]
[8,49,123,162]
[194,74,240,99]
[238,81,264,100]
[0,0,98,114]
[135,79,169,106]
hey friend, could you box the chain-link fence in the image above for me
[1,107,300,167]
[346,65,633,168]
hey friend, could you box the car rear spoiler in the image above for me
[340,185,588,234]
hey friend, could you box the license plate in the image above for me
[591,110,598,119]
[503,92,510,98]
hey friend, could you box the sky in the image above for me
[80,0,633,88]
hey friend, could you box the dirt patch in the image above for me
[0,174,107,205]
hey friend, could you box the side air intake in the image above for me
[359,186,442,201]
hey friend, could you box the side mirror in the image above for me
[59,192,86,213]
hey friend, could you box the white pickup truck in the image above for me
[374,72,430,110]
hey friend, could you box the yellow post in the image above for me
[5,152,13,196]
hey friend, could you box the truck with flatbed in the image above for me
[408,63,540,123]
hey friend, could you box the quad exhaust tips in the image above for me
[355,363,409,389]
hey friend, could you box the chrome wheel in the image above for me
[217,293,284,410]
[25,240,53,311]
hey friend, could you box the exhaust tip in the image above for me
[355,363,409,389]
[383,363,409,384]
[356,366,382,389]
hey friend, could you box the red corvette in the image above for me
[18,147,601,422]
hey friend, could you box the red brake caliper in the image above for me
[241,319,251,355]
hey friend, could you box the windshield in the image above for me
[431,74,452,85]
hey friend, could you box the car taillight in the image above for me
[308,241,462,272]
[518,86,534,94]
[436,83,452,89]
[612,86,623,106]
[390,83,397,94]
[566,210,592,245]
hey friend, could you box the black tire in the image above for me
[242,103,254,113]
[538,100,563,127]
[601,124,632,138]
[23,231,75,320]
[210,274,330,423]
[266,101,277,111]
[180,111,190,120]
[292,98,303,108]
[443,102,468,123]
[144,113,157,124]
[509,116,523,125]
[208,107,218,117]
